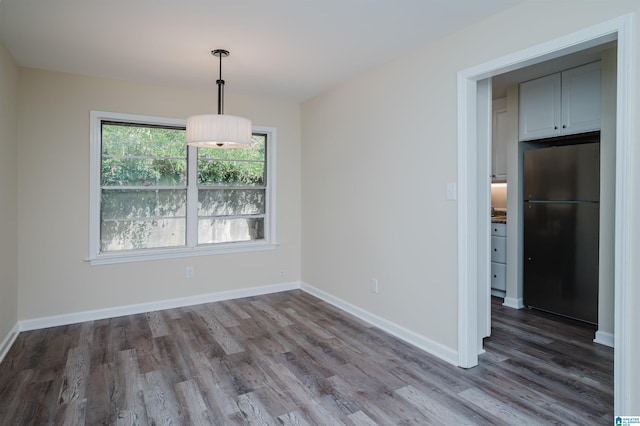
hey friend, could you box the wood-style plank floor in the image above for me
[0,291,613,425]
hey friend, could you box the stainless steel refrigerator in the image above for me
[523,142,600,324]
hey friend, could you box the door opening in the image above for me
[457,15,633,415]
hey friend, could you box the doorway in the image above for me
[456,15,633,415]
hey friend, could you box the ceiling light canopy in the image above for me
[186,49,253,148]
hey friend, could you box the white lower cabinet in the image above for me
[491,261,506,291]
[490,223,507,294]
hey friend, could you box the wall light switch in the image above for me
[370,278,379,294]
[446,182,457,200]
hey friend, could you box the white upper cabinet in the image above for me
[561,62,602,134]
[519,61,600,141]
[519,73,561,140]
[492,98,508,180]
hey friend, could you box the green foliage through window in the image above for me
[102,123,187,186]
[99,122,267,253]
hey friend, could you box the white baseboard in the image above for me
[10,280,459,370]
[503,296,524,309]
[300,282,459,366]
[594,330,614,348]
[0,322,20,365]
[19,281,301,332]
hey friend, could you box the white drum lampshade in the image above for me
[186,114,252,148]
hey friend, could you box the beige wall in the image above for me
[0,42,18,345]
[301,0,640,410]
[302,43,460,350]
[16,69,301,320]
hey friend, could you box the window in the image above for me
[89,111,276,264]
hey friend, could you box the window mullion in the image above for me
[186,145,199,248]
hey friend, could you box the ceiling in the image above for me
[0,0,522,102]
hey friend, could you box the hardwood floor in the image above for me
[0,291,613,425]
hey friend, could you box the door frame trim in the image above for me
[456,14,633,415]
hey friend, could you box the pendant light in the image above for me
[186,49,253,148]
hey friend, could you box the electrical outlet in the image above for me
[370,278,379,294]
[185,266,194,279]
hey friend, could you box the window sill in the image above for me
[88,241,278,265]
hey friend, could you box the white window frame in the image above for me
[89,111,277,265]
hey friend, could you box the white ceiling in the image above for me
[0,0,522,102]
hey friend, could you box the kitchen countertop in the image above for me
[491,216,507,224]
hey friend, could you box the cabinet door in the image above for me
[491,262,506,291]
[561,62,601,135]
[492,102,508,179]
[491,236,506,263]
[519,73,561,141]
